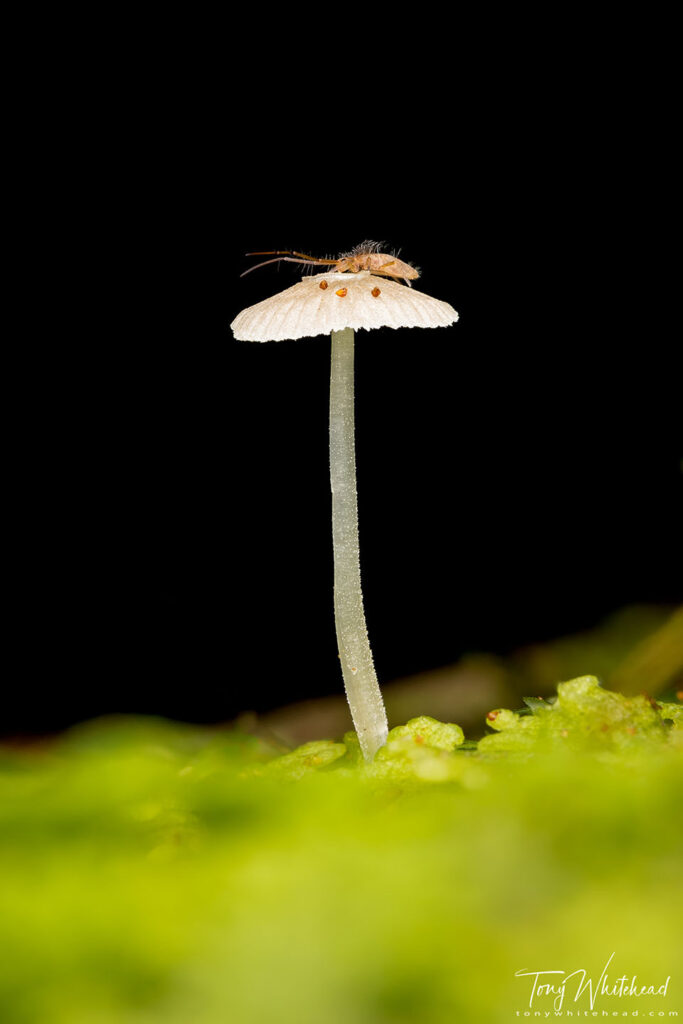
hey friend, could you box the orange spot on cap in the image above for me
[371,286,381,297]
[336,288,347,297]
[319,281,328,290]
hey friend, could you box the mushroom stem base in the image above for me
[330,328,388,760]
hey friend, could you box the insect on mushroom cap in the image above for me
[231,272,458,342]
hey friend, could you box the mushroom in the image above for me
[231,270,458,759]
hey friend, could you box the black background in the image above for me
[8,59,681,737]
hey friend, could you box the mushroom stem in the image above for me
[329,327,388,760]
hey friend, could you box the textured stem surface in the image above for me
[329,328,388,760]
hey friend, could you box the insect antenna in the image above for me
[240,255,333,277]
[241,249,339,277]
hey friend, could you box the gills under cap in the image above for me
[231,272,459,342]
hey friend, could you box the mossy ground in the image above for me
[1,677,681,1023]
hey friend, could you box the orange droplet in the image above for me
[486,710,499,722]
[319,281,328,290]
[371,286,381,297]
[336,288,347,297]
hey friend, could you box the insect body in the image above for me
[241,240,419,287]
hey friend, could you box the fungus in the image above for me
[231,270,458,759]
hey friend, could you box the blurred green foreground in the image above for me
[1,658,682,1021]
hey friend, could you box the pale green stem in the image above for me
[329,328,388,760]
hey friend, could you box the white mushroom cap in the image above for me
[231,272,458,342]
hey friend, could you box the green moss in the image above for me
[384,715,465,751]
[255,739,347,779]
[260,716,467,783]
[0,678,681,1023]
[479,675,675,755]
[658,699,683,727]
